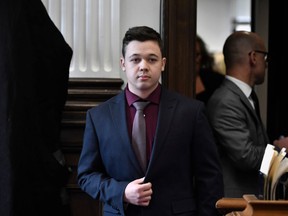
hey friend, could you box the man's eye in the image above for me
[131,58,140,63]
[149,58,157,63]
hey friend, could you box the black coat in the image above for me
[196,69,225,105]
[0,0,72,215]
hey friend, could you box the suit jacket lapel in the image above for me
[147,88,177,171]
[109,92,143,174]
[224,79,270,143]
[224,79,258,120]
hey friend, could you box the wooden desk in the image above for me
[216,194,288,216]
[216,196,246,215]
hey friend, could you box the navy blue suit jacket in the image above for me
[78,87,223,216]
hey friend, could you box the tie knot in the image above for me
[133,101,150,111]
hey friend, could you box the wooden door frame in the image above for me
[160,0,197,98]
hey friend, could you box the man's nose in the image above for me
[139,60,149,71]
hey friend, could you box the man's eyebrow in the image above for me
[128,54,140,58]
[128,53,159,59]
[127,54,140,60]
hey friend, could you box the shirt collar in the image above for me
[125,84,161,107]
[225,75,252,98]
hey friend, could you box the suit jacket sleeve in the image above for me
[78,103,129,215]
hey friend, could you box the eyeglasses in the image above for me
[249,50,269,62]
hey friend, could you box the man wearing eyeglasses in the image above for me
[206,31,270,198]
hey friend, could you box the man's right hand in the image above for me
[123,177,153,206]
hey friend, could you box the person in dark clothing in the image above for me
[0,0,73,215]
[195,35,225,105]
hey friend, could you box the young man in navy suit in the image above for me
[78,26,223,216]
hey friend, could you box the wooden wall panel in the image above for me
[62,78,123,216]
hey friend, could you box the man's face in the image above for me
[195,41,202,74]
[254,49,268,85]
[120,40,166,96]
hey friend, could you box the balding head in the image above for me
[223,31,267,86]
[223,31,265,69]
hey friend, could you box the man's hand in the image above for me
[274,136,288,149]
[124,177,152,206]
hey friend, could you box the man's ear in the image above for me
[161,57,167,71]
[249,51,257,65]
[120,57,125,71]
